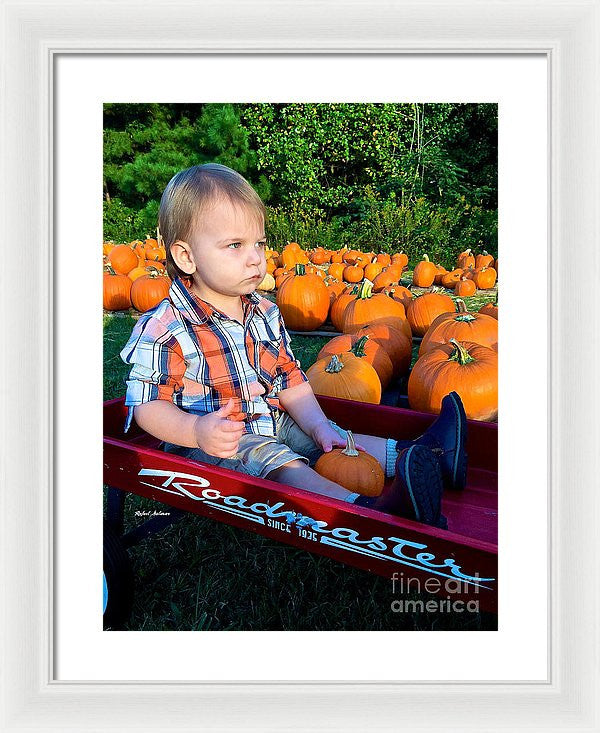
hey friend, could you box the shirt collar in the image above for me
[169,277,269,326]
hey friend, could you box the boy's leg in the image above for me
[265,459,355,502]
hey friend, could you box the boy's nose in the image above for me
[246,247,263,267]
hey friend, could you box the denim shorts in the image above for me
[163,411,349,480]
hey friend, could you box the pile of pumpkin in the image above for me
[301,279,498,422]
[262,242,497,331]
[103,239,173,313]
[412,248,498,293]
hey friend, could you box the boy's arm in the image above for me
[277,380,330,438]
[134,399,246,458]
[133,400,200,448]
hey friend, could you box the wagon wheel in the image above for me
[103,524,134,629]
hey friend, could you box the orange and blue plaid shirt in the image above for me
[120,277,308,437]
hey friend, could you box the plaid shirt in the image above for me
[120,277,308,437]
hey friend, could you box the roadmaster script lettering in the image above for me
[138,468,495,589]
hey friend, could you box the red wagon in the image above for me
[103,394,498,625]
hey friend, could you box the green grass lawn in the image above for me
[103,306,497,632]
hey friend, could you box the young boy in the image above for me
[120,163,468,529]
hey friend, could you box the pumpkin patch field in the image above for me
[103,237,498,421]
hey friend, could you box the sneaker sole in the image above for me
[448,392,468,491]
[401,445,445,527]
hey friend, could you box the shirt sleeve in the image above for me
[272,312,309,393]
[119,316,186,432]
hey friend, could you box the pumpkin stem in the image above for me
[351,334,369,357]
[455,299,468,313]
[422,253,430,261]
[449,338,476,365]
[341,430,360,457]
[357,279,374,299]
[294,263,306,276]
[325,354,345,373]
[104,263,117,275]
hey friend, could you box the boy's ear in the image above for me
[170,240,196,275]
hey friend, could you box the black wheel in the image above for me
[103,524,134,629]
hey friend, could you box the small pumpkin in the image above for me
[363,262,384,282]
[475,250,495,269]
[412,255,437,288]
[108,244,138,275]
[472,266,497,290]
[130,270,171,312]
[441,269,463,289]
[455,276,476,297]
[256,272,276,291]
[343,264,364,283]
[457,248,475,269]
[328,262,345,281]
[306,353,382,405]
[314,430,385,497]
[391,252,409,269]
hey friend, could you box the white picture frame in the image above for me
[2,0,599,730]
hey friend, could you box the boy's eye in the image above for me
[228,242,241,249]
[256,241,267,248]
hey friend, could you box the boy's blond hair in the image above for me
[159,163,267,281]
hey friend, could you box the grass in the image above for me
[103,299,497,632]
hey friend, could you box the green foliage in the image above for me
[103,102,497,262]
[266,189,496,268]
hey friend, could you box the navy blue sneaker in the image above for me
[356,445,447,529]
[396,391,468,491]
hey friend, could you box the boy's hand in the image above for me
[311,421,366,453]
[194,398,246,458]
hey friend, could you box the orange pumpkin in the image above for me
[479,300,498,319]
[408,339,498,421]
[382,285,413,313]
[103,266,132,310]
[419,300,498,355]
[441,269,463,289]
[363,262,384,282]
[355,324,412,377]
[343,264,364,283]
[314,431,384,496]
[457,248,475,269]
[306,353,382,404]
[341,279,409,337]
[406,291,455,337]
[472,266,497,290]
[455,276,476,297]
[130,271,171,312]
[475,250,495,269]
[108,244,138,275]
[434,265,449,285]
[412,254,437,288]
[375,253,392,267]
[372,269,400,292]
[281,243,309,270]
[330,286,360,332]
[391,252,409,269]
[328,262,345,281]
[276,263,329,331]
[317,333,393,389]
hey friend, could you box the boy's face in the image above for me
[172,196,267,300]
